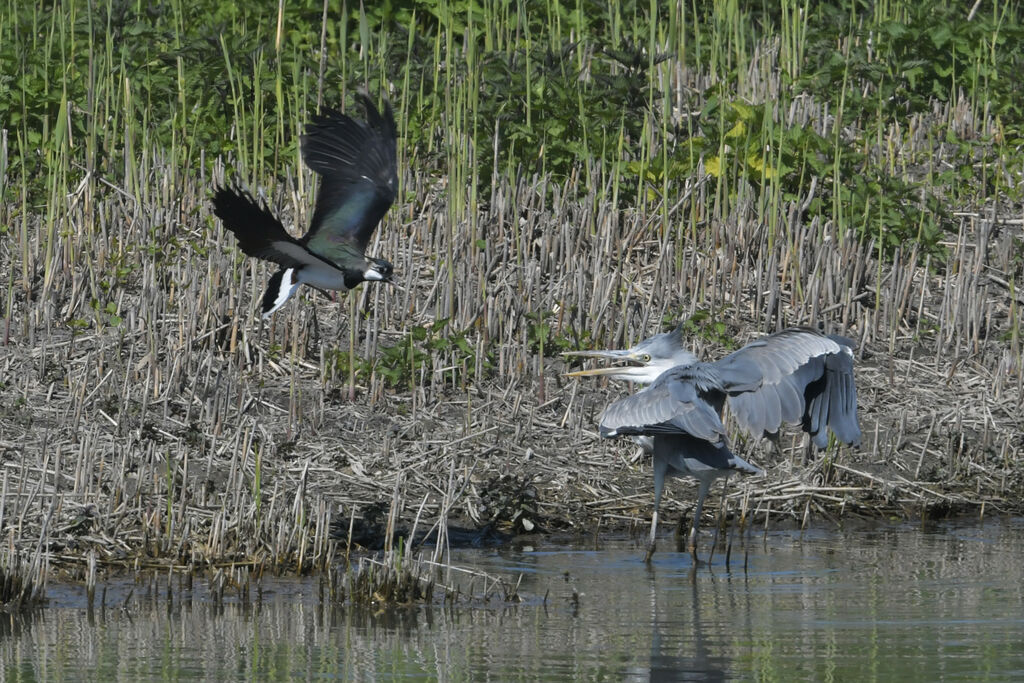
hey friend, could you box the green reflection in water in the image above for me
[0,518,1022,680]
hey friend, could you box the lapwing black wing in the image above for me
[212,93,398,318]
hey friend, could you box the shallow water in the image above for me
[3,518,1023,680]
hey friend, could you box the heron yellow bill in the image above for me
[562,348,649,378]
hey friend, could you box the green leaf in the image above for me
[929,25,952,49]
[705,156,722,177]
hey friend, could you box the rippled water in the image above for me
[2,518,1022,680]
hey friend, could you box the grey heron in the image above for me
[212,93,398,318]
[566,325,861,561]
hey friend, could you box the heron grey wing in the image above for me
[731,357,826,436]
[716,327,845,439]
[711,355,762,393]
[301,95,398,259]
[598,373,726,444]
[827,333,858,350]
[825,333,862,443]
[780,360,823,422]
[733,362,811,432]
[727,389,765,438]
[717,327,842,384]
[811,348,860,448]
[653,434,763,481]
[840,362,862,444]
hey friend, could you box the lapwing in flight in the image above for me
[213,93,398,318]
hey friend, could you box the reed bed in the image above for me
[1,1,1022,589]
[0,548,45,613]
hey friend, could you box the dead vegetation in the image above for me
[1,59,1022,600]
[0,548,45,613]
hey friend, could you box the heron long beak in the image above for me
[560,349,632,360]
[562,348,646,378]
[566,365,640,378]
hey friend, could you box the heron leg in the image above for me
[708,477,730,562]
[644,507,659,564]
[673,511,688,552]
[645,454,670,563]
[688,478,713,560]
[802,434,815,465]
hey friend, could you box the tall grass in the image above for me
[0,0,1021,579]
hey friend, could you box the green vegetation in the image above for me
[2,0,1022,578]
[331,318,489,389]
[4,1,1022,258]
[675,309,737,350]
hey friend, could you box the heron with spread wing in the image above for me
[567,325,861,561]
[212,93,398,319]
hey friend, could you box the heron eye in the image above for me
[640,354,651,363]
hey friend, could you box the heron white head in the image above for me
[563,325,698,384]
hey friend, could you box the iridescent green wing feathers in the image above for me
[300,94,398,265]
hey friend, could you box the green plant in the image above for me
[675,310,737,350]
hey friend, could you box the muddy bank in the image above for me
[2,150,1022,578]
[1,302,1019,580]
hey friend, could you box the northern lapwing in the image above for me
[212,93,398,318]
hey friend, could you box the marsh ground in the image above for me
[1,2,1022,585]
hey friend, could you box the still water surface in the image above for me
[2,518,1022,680]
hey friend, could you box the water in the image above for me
[2,518,1022,680]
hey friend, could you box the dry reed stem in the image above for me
[1,49,1022,583]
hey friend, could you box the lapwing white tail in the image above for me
[261,268,301,319]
